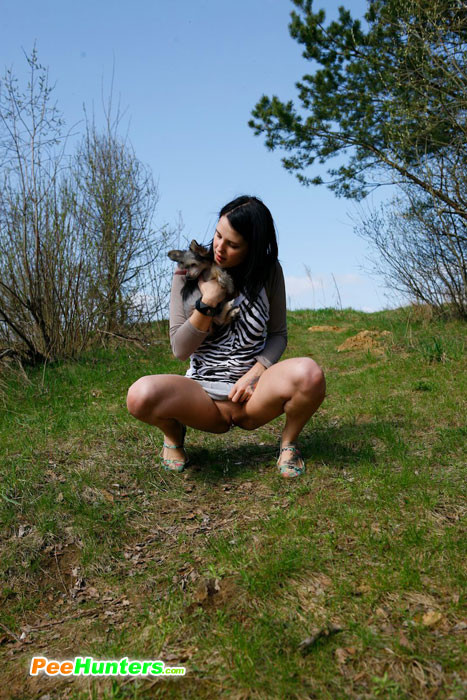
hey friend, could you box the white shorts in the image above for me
[194,378,235,402]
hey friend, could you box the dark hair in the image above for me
[182,195,278,303]
[216,195,278,302]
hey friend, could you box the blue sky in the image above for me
[2,0,404,311]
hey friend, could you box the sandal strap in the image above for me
[277,442,305,477]
[160,448,189,472]
[160,425,188,473]
[279,444,300,453]
[163,424,187,451]
[279,462,304,475]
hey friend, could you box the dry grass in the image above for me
[0,307,466,699]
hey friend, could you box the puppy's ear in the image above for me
[190,240,211,259]
[168,250,185,262]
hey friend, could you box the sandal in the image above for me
[160,424,189,473]
[277,442,305,478]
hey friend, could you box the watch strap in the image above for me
[195,297,222,317]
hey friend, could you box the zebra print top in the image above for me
[186,288,270,383]
[169,261,287,379]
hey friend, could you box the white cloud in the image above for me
[284,274,326,295]
[284,273,387,311]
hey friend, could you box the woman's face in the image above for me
[213,215,248,269]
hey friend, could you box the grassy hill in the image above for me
[0,307,465,699]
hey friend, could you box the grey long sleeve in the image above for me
[169,261,288,366]
[256,261,288,368]
[169,273,209,361]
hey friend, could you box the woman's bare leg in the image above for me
[126,359,325,468]
[126,375,230,462]
[234,358,326,465]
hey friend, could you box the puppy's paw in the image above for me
[222,303,240,325]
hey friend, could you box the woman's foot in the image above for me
[277,442,305,478]
[161,424,189,472]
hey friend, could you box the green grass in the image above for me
[0,307,466,699]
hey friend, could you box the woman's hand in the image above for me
[228,363,266,403]
[198,277,226,307]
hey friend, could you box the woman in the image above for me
[127,195,325,477]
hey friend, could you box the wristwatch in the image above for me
[195,297,221,317]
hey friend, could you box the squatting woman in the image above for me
[127,195,325,477]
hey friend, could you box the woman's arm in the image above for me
[169,273,226,360]
[228,361,266,403]
[255,261,288,368]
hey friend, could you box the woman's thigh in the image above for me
[232,357,325,430]
[127,374,231,433]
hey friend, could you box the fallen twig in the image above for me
[0,621,22,643]
[299,622,343,655]
[96,329,148,349]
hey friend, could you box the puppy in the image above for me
[168,240,239,325]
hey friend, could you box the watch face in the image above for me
[196,298,217,316]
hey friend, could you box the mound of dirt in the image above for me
[337,330,391,353]
[308,325,345,332]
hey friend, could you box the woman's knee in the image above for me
[126,376,166,420]
[292,358,326,400]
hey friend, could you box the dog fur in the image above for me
[168,240,239,325]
